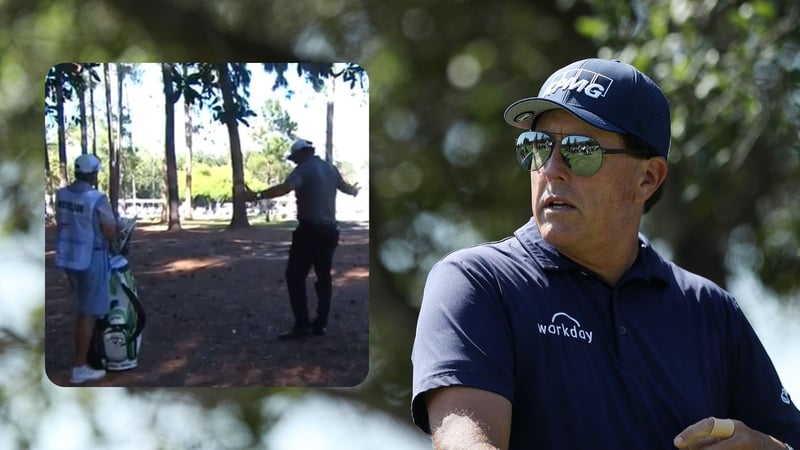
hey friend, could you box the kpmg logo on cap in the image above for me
[542,68,614,100]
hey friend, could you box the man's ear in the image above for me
[636,157,668,204]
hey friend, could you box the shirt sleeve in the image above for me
[95,194,116,226]
[728,304,800,446]
[286,167,301,189]
[411,250,516,434]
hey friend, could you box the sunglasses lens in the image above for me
[516,131,553,171]
[560,136,603,176]
[516,132,608,176]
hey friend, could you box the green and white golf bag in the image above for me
[88,217,146,371]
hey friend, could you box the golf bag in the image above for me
[87,217,146,371]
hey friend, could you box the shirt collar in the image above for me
[513,217,671,285]
[69,180,93,191]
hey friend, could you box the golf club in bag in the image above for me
[87,216,146,371]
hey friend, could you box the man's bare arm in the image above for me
[100,222,117,243]
[338,177,360,196]
[245,182,294,201]
[426,386,512,450]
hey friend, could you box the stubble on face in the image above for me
[530,110,643,262]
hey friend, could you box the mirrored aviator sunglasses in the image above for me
[516,130,650,177]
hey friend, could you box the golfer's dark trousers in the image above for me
[285,221,340,328]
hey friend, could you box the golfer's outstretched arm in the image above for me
[250,182,293,200]
[337,177,360,196]
[426,386,512,450]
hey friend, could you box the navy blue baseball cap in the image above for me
[503,58,671,158]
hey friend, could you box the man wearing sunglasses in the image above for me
[411,58,800,449]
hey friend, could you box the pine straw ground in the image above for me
[44,219,369,387]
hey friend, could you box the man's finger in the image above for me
[674,417,735,448]
[709,418,735,438]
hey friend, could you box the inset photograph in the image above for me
[44,62,369,387]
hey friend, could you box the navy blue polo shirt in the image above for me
[411,218,800,449]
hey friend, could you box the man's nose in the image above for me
[539,146,570,180]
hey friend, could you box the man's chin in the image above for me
[536,221,581,248]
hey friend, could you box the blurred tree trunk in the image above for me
[182,63,194,220]
[104,63,119,217]
[55,67,68,187]
[44,143,54,215]
[117,64,125,201]
[325,78,334,163]
[162,63,182,230]
[672,229,727,288]
[217,63,249,229]
[90,67,97,156]
[78,72,88,154]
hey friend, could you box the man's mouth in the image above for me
[543,197,576,210]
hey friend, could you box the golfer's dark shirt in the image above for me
[286,156,341,225]
[411,218,800,449]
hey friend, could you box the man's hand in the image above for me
[674,417,788,449]
[337,175,360,196]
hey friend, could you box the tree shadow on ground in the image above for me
[44,221,369,387]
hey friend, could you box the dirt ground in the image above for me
[44,219,369,388]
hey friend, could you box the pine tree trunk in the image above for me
[325,76,335,163]
[183,64,194,220]
[79,79,88,154]
[56,68,68,187]
[162,63,182,231]
[104,63,119,217]
[90,72,97,156]
[117,65,125,202]
[218,63,249,229]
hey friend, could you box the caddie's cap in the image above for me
[288,138,314,160]
[503,58,671,158]
[74,153,102,173]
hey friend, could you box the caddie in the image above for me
[55,153,118,384]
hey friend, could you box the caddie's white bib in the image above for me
[55,187,103,270]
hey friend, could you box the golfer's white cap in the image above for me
[75,153,102,173]
[288,138,314,160]
[290,138,314,153]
